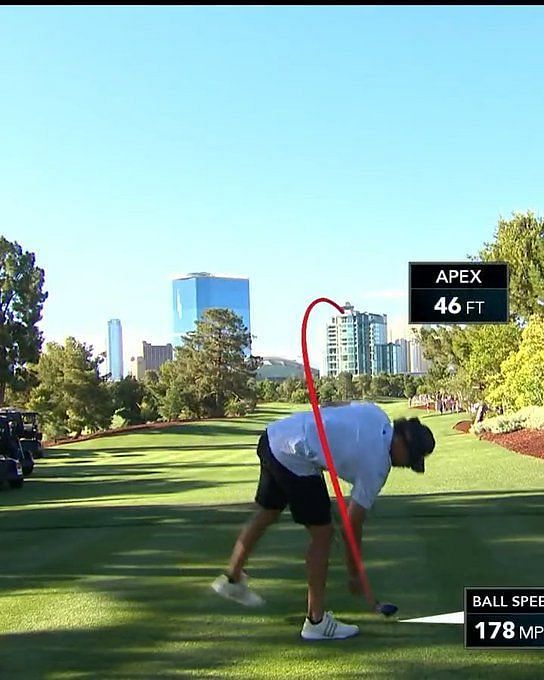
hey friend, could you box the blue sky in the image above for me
[2,6,544,371]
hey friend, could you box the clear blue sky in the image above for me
[2,6,543,371]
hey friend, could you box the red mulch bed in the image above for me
[479,429,544,460]
[453,420,472,433]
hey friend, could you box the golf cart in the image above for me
[0,411,35,477]
[20,411,45,459]
[0,454,24,489]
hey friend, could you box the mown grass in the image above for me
[0,401,542,679]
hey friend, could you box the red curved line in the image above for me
[301,297,376,609]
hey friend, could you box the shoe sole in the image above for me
[301,630,360,641]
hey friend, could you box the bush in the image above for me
[290,388,309,403]
[472,406,544,435]
[111,412,129,430]
[225,397,252,417]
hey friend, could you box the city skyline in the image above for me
[99,290,417,379]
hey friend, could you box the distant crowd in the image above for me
[409,393,463,414]
[409,393,498,422]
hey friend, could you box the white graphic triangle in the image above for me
[400,611,464,624]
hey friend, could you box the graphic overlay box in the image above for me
[409,262,509,324]
[465,587,544,649]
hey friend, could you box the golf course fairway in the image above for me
[1,402,543,679]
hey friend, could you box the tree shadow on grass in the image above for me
[91,443,256,454]
[1,494,544,678]
[0,474,248,510]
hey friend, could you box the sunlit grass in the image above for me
[0,401,542,678]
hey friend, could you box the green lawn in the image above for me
[1,402,543,679]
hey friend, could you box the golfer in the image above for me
[212,401,435,640]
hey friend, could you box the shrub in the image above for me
[111,412,129,430]
[225,397,251,417]
[472,405,544,435]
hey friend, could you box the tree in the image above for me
[416,325,468,394]
[0,237,48,406]
[277,376,304,403]
[337,372,355,401]
[317,377,338,403]
[157,355,202,420]
[4,363,39,408]
[29,337,113,438]
[353,374,371,400]
[488,316,544,410]
[477,211,544,322]
[370,374,390,397]
[403,374,417,399]
[109,376,146,425]
[291,387,309,403]
[462,324,521,399]
[159,309,260,419]
[257,379,279,403]
[140,370,162,421]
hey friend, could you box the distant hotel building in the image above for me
[325,303,388,377]
[409,337,430,374]
[130,342,173,380]
[325,305,430,377]
[379,342,400,374]
[394,338,410,373]
[172,272,251,346]
[143,342,173,371]
[107,319,124,381]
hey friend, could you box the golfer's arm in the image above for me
[343,499,366,577]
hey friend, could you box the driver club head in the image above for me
[375,602,399,617]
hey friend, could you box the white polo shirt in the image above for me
[266,401,393,509]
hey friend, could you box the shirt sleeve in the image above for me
[351,467,389,510]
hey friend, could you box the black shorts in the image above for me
[255,430,331,526]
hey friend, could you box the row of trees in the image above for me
[416,212,544,411]
[3,211,544,436]
[257,372,424,404]
[0,238,262,438]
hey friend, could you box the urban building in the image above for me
[257,357,319,382]
[378,342,400,374]
[394,338,410,373]
[130,356,146,381]
[325,303,387,377]
[409,338,430,374]
[408,325,431,374]
[107,319,123,381]
[172,272,251,346]
[368,313,388,374]
[130,342,174,380]
[143,342,173,371]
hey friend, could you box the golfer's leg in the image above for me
[227,506,282,582]
[305,523,333,622]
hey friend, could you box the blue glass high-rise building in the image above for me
[107,319,124,381]
[172,273,251,345]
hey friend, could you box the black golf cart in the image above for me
[0,410,35,476]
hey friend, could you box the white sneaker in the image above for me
[301,611,359,640]
[211,573,265,607]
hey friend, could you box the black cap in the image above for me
[394,417,435,473]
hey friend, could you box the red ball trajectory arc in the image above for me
[301,297,376,610]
